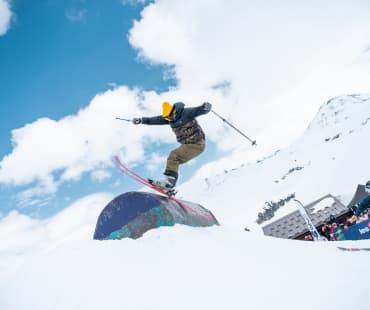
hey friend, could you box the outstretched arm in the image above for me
[140,115,169,125]
[187,102,212,118]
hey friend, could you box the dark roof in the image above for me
[262,194,348,239]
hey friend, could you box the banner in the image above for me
[342,219,370,240]
[294,199,324,241]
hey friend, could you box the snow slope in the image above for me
[180,94,370,229]
[0,94,369,310]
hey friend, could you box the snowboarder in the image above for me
[132,101,212,191]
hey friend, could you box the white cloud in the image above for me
[0,86,180,199]
[16,177,57,209]
[129,0,370,153]
[0,0,12,35]
[90,169,111,182]
[146,152,166,172]
[0,87,139,186]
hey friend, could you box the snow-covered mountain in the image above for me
[0,94,369,310]
[180,93,370,229]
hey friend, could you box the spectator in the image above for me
[333,224,346,241]
[329,214,336,224]
[330,223,339,240]
[358,212,369,222]
[343,221,351,230]
[321,223,331,240]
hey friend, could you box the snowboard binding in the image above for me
[148,179,178,196]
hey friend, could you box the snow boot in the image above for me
[153,176,177,190]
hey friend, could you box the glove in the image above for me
[132,117,142,125]
[202,102,212,112]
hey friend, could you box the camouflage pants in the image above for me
[165,143,205,177]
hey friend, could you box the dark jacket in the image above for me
[142,102,210,145]
[355,195,370,217]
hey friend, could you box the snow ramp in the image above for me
[93,191,219,240]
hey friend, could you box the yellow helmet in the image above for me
[162,101,176,120]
